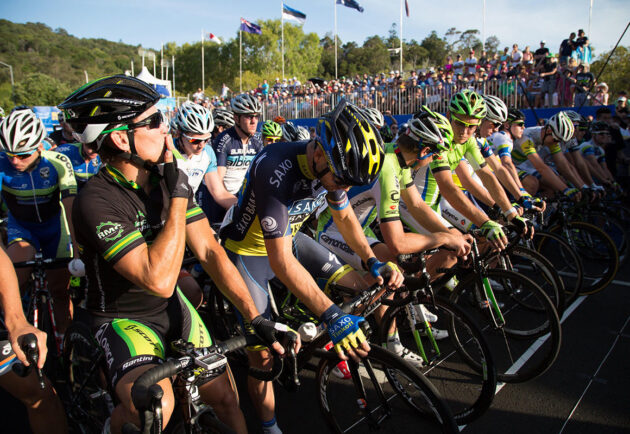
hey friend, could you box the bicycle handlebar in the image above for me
[12,256,72,269]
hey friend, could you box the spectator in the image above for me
[559,32,576,66]
[616,95,629,115]
[478,50,489,67]
[575,38,592,71]
[522,46,534,64]
[593,82,609,106]
[539,55,558,106]
[557,67,575,106]
[220,83,230,99]
[444,55,453,72]
[573,64,594,107]
[464,50,478,73]
[511,44,523,64]
[192,87,204,102]
[453,54,464,75]
[534,41,550,66]
[500,47,510,64]
[261,79,269,99]
[575,29,589,49]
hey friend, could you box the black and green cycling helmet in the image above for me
[261,120,282,138]
[448,89,487,120]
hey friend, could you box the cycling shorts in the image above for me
[317,229,381,272]
[439,193,480,232]
[226,231,354,323]
[92,288,216,390]
[0,331,18,376]
[516,160,542,180]
[7,212,72,259]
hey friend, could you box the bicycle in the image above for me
[373,251,498,424]
[438,232,562,383]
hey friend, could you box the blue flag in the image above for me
[336,0,364,13]
[240,17,262,34]
[283,3,307,24]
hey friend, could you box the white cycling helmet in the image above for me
[546,112,575,142]
[0,107,5,119]
[563,110,585,125]
[212,107,235,128]
[230,93,262,115]
[174,102,214,135]
[296,125,310,141]
[281,122,299,141]
[361,107,385,129]
[0,109,46,154]
[483,95,508,123]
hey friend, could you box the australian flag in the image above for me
[240,17,262,34]
[337,0,364,13]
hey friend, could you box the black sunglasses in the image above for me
[101,111,165,135]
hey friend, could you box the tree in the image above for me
[590,45,630,98]
[405,39,429,70]
[485,35,501,55]
[457,29,482,54]
[12,72,71,106]
[421,31,448,66]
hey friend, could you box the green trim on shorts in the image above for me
[111,318,165,359]
[175,288,213,348]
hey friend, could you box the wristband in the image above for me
[502,207,518,218]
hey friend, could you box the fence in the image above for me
[261,79,543,121]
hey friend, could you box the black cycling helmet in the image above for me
[316,98,384,186]
[58,74,160,146]
[590,121,609,134]
[507,108,526,124]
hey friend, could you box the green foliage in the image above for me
[421,31,448,66]
[590,45,630,97]
[12,73,72,106]
[485,36,501,55]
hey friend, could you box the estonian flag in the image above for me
[240,18,262,34]
[283,3,306,24]
[336,0,364,13]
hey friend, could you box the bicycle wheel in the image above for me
[547,221,619,295]
[449,269,562,383]
[581,211,629,267]
[491,246,565,315]
[317,345,458,433]
[63,321,113,434]
[377,296,497,424]
[532,230,583,305]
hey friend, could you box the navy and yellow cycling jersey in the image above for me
[55,142,102,190]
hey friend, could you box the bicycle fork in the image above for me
[405,304,440,364]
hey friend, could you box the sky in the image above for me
[1,0,629,59]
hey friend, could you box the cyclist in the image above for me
[261,120,282,146]
[512,112,584,199]
[317,111,472,365]
[211,107,234,140]
[60,75,296,434]
[171,102,236,216]
[280,121,299,142]
[0,244,67,434]
[54,129,103,191]
[220,99,403,433]
[49,113,76,147]
[0,109,78,334]
[578,121,616,186]
[296,125,310,141]
[212,94,263,222]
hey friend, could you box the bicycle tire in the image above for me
[377,295,497,424]
[581,210,629,267]
[532,230,583,305]
[493,245,565,315]
[316,345,458,433]
[449,269,562,383]
[546,221,619,295]
[62,321,113,434]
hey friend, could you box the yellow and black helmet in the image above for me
[317,99,384,185]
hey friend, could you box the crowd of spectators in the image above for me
[189,29,617,120]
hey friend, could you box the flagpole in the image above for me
[240,29,243,93]
[588,0,593,39]
[281,1,285,80]
[399,0,403,75]
[172,55,176,96]
[201,30,205,92]
[334,0,338,80]
[161,42,164,80]
[482,0,486,50]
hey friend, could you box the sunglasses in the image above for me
[489,120,503,128]
[265,136,281,143]
[5,150,36,160]
[451,114,480,129]
[182,134,211,145]
[511,121,525,127]
[101,111,165,135]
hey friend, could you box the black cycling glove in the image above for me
[250,315,294,350]
[163,161,192,198]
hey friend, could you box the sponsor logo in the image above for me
[39,167,50,179]
[269,159,293,188]
[124,324,162,354]
[261,216,278,232]
[288,195,326,215]
[320,234,353,254]
[121,355,154,370]
[96,221,123,242]
[329,316,353,339]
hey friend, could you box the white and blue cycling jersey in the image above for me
[212,127,263,194]
[174,139,217,194]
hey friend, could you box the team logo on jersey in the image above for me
[261,216,278,232]
[39,167,50,179]
[96,221,124,242]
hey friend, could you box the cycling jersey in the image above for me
[221,141,349,256]
[563,138,582,153]
[411,136,487,209]
[0,150,77,223]
[212,127,263,194]
[578,139,606,163]
[55,142,102,190]
[316,142,412,269]
[73,165,205,318]
[174,138,217,194]
[487,131,513,159]
[475,137,494,158]
[512,127,562,164]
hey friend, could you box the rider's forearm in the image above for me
[458,172,495,207]
[501,157,527,190]
[554,154,586,188]
[537,163,569,192]
[477,169,513,212]
[488,156,523,199]
[205,173,237,209]
[0,248,28,330]
[571,153,595,185]
[437,178,489,227]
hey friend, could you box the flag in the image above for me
[240,18,262,34]
[282,3,306,24]
[336,0,364,13]
[208,33,222,44]
[405,0,410,17]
